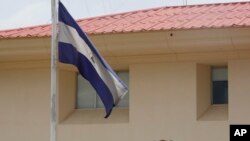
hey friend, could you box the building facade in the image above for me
[0,2,250,141]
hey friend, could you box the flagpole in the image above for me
[51,0,58,141]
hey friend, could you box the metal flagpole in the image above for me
[51,0,58,141]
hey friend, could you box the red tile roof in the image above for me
[1,1,250,39]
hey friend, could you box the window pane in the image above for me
[77,75,97,108]
[212,81,228,104]
[212,67,228,104]
[212,67,228,81]
[77,71,129,108]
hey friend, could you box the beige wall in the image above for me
[0,68,50,141]
[58,69,76,122]
[129,62,197,141]
[196,64,211,119]
[229,60,250,123]
[1,59,250,141]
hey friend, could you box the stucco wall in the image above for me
[129,62,197,141]
[0,59,250,141]
[196,64,211,119]
[229,60,250,123]
[58,69,76,122]
[0,69,50,141]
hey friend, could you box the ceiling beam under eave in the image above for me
[0,37,51,62]
[0,27,250,63]
[90,27,250,57]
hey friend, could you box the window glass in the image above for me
[212,67,228,104]
[77,71,129,108]
[77,74,97,108]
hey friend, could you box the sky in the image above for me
[0,0,249,30]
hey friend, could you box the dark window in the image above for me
[212,67,228,104]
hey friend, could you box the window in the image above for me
[76,71,129,109]
[196,64,228,121]
[212,67,228,104]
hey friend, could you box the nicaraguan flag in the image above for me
[58,1,128,118]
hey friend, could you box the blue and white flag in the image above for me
[58,1,128,118]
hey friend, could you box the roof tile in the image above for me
[1,1,250,39]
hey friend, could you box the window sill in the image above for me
[198,104,228,121]
[60,108,129,124]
